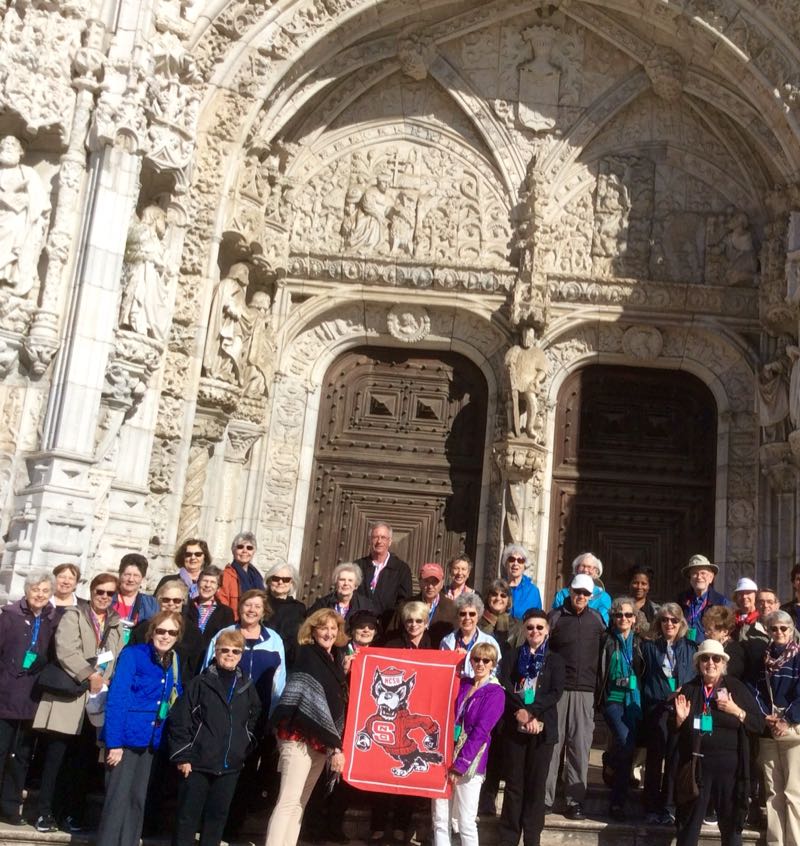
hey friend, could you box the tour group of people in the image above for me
[0,526,799,846]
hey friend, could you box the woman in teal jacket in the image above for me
[96,611,184,846]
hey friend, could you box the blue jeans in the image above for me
[603,702,639,808]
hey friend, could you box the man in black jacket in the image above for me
[355,522,412,630]
[544,574,606,820]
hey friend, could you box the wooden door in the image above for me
[547,365,716,604]
[300,347,487,602]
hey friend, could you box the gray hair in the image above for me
[156,578,189,601]
[654,602,689,640]
[401,600,428,623]
[572,552,603,577]
[764,610,799,642]
[611,596,636,616]
[332,562,363,589]
[455,591,484,617]
[369,522,393,539]
[24,570,55,592]
[501,543,528,567]
[231,531,257,554]
[264,562,300,594]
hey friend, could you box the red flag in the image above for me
[342,647,462,799]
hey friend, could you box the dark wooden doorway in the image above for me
[300,347,487,603]
[547,365,716,604]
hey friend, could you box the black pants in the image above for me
[95,748,154,846]
[224,732,277,835]
[478,722,504,813]
[643,704,679,814]
[370,792,419,836]
[676,751,740,846]
[497,730,554,846]
[37,720,97,821]
[0,719,34,818]
[173,770,239,846]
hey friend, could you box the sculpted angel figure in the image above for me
[505,328,549,439]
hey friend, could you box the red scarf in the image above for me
[764,640,800,674]
[735,610,759,628]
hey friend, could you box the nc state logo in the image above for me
[355,666,443,777]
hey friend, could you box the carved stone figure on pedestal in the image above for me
[722,210,757,287]
[202,263,253,385]
[758,358,789,443]
[243,291,276,397]
[118,205,169,341]
[343,174,390,251]
[787,345,800,431]
[0,136,50,297]
[388,192,416,255]
[505,328,548,439]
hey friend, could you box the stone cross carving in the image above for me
[0,136,50,298]
[202,263,252,385]
[505,328,549,439]
[118,205,169,341]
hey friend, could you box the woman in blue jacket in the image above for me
[95,610,184,846]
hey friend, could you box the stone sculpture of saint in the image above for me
[202,263,253,385]
[343,174,390,251]
[505,328,549,438]
[0,136,51,297]
[118,205,169,341]
[723,210,757,287]
[243,291,276,397]
[758,358,789,443]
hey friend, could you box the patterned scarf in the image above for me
[764,640,800,674]
[517,638,547,680]
[735,610,759,628]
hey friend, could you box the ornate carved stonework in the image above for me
[386,306,430,343]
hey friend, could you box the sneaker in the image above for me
[35,815,58,833]
[63,816,84,833]
[657,810,676,826]
[565,804,586,821]
[703,811,718,827]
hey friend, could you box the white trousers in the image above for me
[759,736,800,846]
[432,773,484,846]
[264,739,327,846]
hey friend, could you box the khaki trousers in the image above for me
[759,735,800,846]
[264,739,327,846]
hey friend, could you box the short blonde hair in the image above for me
[216,629,245,650]
[471,641,498,664]
[401,600,428,623]
[298,608,348,647]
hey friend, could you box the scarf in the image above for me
[517,639,547,680]
[178,568,199,599]
[735,610,759,628]
[232,560,265,592]
[764,640,800,674]
[606,631,642,717]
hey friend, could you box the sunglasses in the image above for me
[661,617,679,625]
[269,576,292,584]
[470,656,493,665]
[572,590,591,597]
[699,655,724,664]
[216,647,243,655]
[184,551,203,558]
[488,592,509,599]
[526,624,546,631]
[236,544,255,551]
[161,597,183,604]
[406,618,425,625]
[506,556,525,564]
[94,589,115,597]
[459,611,478,617]
[154,627,179,637]
[614,612,636,619]
[771,625,790,633]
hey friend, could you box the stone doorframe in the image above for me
[536,319,759,595]
[251,293,509,586]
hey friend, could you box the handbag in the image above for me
[37,618,112,698]
[675,732,703,805]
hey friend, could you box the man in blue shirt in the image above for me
[676,553,731,643]
[552,552,611,626]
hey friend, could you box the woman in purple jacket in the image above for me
[432,641,505,846]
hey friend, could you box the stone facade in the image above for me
[0,0,798,600]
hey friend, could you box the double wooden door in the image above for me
[300,347,487,602]
[547,365,717,603]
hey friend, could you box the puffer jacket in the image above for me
[547,600,605,691]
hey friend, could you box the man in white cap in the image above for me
[545,573,606,819]
[551,552,612,625]
[677,554,732,644]
[732,578,761,636]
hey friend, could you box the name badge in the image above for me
[158,699,170,721]
[454,725,462,742]
[628,675,638,691]
[96,650,114,666]
[687,626,697,642]
[22,650,37,670]
[693,714,712,733]
[524,688,535,705]
[668,677,677,692]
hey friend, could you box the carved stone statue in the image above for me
[243,291,276,397]
[0,136,50,297]
[787,345,800,431]
[722,210,757,287]
[388,192,416,255]
[758,358,790,443]
[505,328,549,438]
[202,263,253,385]
[118,205,169,341]
[342,174,390,251]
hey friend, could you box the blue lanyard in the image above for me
[30,615,41,649]
[428,596,439,625]
[457,630,479,651]
[227,677,237,703]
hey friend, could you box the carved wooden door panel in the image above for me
[300,347,487,603]
[547,365,716,603]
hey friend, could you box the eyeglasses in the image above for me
[699,655,724,664]
[161,597,183,605]
[771,625,790,633]
[488,592,509,599]
[661,617,679,625]
[526,624,546,631]
[459,611,478,617]
[154,627,179,637]
[94,589,115,597]
[216,647,243,655]
[236,544,255,551]
[572,590,591,597]
[614,612,636,619]
[406,618,425,625]
[185,551,203,558]
[506,556,525,564]
[269,576,292,584]
[470,656,493,665]
[371,534,391,541]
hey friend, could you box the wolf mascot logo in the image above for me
[354,666,443,776]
